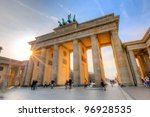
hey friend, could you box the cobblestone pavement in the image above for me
[0,84,134,100]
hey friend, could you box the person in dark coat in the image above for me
[35,80,38,90]
[68,79,72,89]
[84,79,88,88]
[51,80,55,89]
[101,80,106,91]
[31,80,35,90]
[65,80,68,89]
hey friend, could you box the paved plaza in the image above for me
[1,84,149,100]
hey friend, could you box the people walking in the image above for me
[68,79,72,89]
[65,80,68,89]
[110,80,113,87]
[101,80,106,91]
[51,80,55,89]
[35,80,38,90]
[84,78,88,88]
[31,80,34,90]
[31,80,37,90]
[43,81,48,88]
[144,76,150,88]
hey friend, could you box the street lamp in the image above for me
[0,46,2,54]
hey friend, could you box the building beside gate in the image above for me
[0,57,27,87]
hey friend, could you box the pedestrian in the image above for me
[31,80,35,90]
[65,80,68,89]
[145,77,150,87]
[84,78,88,88]
[68,79,72,89]
[51,80,55,89]
[34,80,38,90]
[43,81,48,88]
[110,80,113,87]
[101,80,106,91]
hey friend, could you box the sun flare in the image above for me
[13,37,34,61]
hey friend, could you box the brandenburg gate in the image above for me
[24,13,133,86]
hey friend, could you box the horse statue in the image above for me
[67,14,72,23]
[58,21,62,26]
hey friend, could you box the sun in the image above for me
[13,37,34,61]
[14,44,32,61]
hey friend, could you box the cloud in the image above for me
[122,10,129,18]
[120,1,129,18]
[93,0,104,15]
[50,16,59,21]
[13,0,58,22]
[57,3,75,15]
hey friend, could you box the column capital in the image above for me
[41,47,46,51]
[111,30,118,35]
[53,44,59,49]
[73,39,79,44]
[90,34,98,39]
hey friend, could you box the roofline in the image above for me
[28,13,119,45]
[0,56,28,62]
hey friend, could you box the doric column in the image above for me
[43,48,53,85]
[136,55,145,78]
[2,65,11,88]
[141,54,150,77]
[111,30,132,85]
[99,47,106,83]
[24,59,33,86]
[57,46,70,85]
[23,62,29,86]
[38,48,47,85]
[51,45,59,83]
[15,66,21,86]
[31,59,38,83]
[91,35,102,85]
[129,50,142,85]
[73,40,80,85]
[79,42,89,85]
[148,47,150,58]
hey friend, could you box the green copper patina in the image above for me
[58,21,62,26]
[62,18,67,25]
[67,14,72,23]
[73,15,76,22]
[58,14,77,27]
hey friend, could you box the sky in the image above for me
[0,0,150,79]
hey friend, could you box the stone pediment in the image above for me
[54,22,78,33]
[29,13,119,46]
